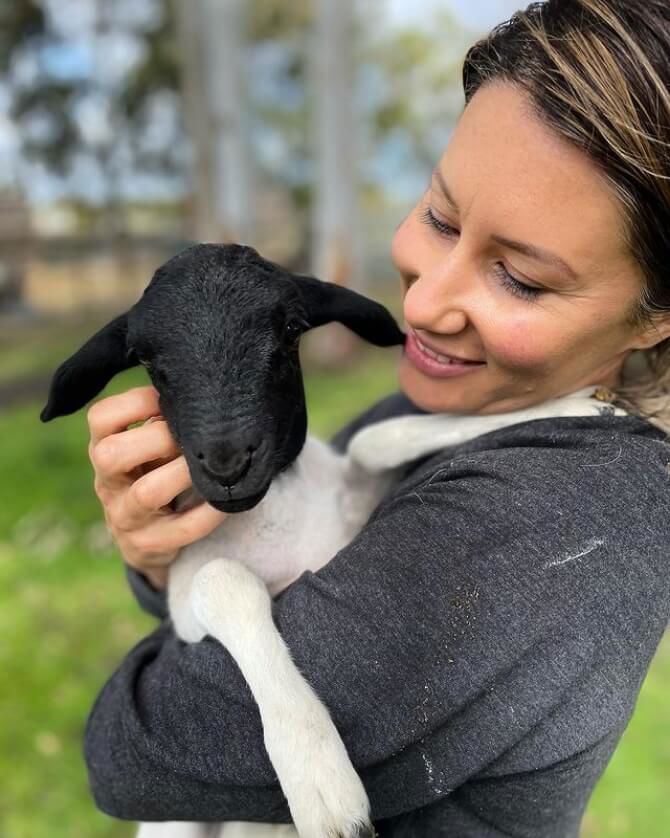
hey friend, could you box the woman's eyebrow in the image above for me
[433,168,579,281]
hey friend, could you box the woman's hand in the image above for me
[87,386,227,590]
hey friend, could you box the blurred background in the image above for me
[0,1,668,835]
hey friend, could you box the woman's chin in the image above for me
[397,357,482,414]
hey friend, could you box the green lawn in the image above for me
[1,348,668,837]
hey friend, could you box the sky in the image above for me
[389,0,523,32]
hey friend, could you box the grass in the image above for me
[0,338,668,837]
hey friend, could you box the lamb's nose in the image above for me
[196,436,259,485]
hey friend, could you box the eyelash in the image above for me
[419,207,543,302]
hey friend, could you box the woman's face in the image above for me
[393,82,657,414]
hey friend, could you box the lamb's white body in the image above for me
[138,388,625,838]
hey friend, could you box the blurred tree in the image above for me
[0,0,185,223]
[0,0,69,170]
[0,0,46,58]
[0,0,467,247]
[365,9,468,171]
[311,0,359,287]
[174,0,254,243]
[247,0,313,41]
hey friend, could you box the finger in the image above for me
[90,420,180,489]
[119,456,194,527]
[127,501,228,563]
[87,386,161,445]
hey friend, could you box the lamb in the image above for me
[41,243,626,838]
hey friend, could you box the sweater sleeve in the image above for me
[83,421,670,824]
[125,565,169,620]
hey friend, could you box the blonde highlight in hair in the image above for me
[463,0,670,430]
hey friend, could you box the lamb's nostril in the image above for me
[200,445,255,486]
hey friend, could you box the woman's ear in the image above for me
[629,313,670,351]
[294,275,405,347]
[40,312,138,421]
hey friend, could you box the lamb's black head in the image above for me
[41,243,404,513]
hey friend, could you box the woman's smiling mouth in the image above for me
[405,329,486,378]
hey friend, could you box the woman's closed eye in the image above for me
[419,206,544,303]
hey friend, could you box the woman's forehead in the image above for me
[439,82,633,275]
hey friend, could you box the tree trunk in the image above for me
[174,0,254,244]
[311,0,360,287]
[308,0,362,364]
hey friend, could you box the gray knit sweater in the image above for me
[84,393,670,837]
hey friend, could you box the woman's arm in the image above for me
[84,427,651,824]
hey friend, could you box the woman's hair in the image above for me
[462,0,670,428]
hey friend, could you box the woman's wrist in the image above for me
[140,566,169,591]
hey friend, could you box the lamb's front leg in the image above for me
[190,559,374,838]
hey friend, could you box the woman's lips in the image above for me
[404,330,486,378]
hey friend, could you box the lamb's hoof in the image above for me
[264,696,377,838]
[308,816,374,838]
[282,745,373,838]
[335,821,375,838]
[292,796,374,838]
[347,824,376,838]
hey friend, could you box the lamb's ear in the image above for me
[40,312,138,421]
[294,275,405,347]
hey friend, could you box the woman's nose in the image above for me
[403,261,471,334]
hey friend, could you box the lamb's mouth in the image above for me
[206,485,271,514]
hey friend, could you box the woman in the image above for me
[83,1,670,835]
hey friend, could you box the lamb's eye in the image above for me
[283,319,306,348]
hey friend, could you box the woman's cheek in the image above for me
[486,316,553,372]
